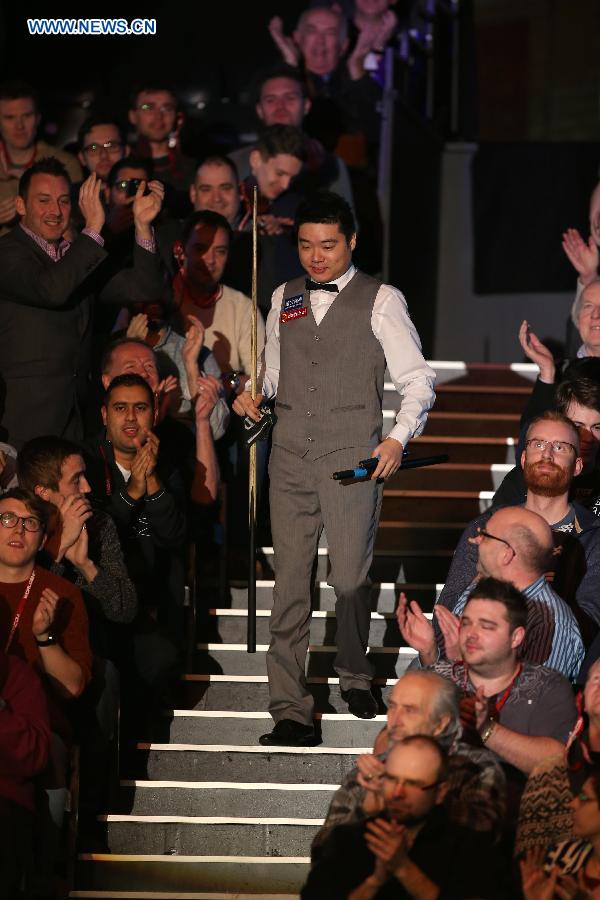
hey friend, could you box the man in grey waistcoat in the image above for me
[234,191,435,746]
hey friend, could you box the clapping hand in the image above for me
[79,172,105,234]
[127,430,159,499]
[32,588,59,640]
[562,228,599,286]
[433,605,461,662]
[268,16,300,66]
[127,313,149,342]
[396,592,436,663]
[183,315,205,387]
[133,180,165,236]
[518,320,556,384]
[155,375,179,423]
[194,375,221,422]
[364,818,410,879]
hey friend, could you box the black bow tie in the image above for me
[305,278,339,293]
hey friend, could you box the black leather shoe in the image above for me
[259,718,320,746]
[344,688,378,719]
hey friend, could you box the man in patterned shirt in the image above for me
[312,668,506,855]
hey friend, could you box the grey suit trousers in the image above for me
[267,444,384,725]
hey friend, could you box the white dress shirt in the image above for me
[257,265,436,447]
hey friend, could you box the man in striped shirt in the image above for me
[398,505,584,681]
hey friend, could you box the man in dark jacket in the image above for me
[84,374,186,647]
[494,357,600,518]
[0,156,164,447]
[302,735,511,899]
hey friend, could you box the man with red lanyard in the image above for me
[428,577,577,836]
[0,79,82,235]
[0,487,92,896]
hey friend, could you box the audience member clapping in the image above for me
[0,487,92,896]
[402,577,577,836]
[0,649,50,897]
[314,670,506,854]
[438,411,600,643]
[0,156,164,448]
[516,658,600,858]
[303,735,511,898]
[268,7,381,157]
[399,505,584,681]
[520,768,600,898]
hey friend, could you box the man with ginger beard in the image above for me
[433,411,600,635]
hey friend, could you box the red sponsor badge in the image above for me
[280,306,308,324]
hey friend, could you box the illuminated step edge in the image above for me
[98,815,324,826]
[197,644,419,652]
[180,674,400,685]
[120,780,339,790]
[78,854,310,863]
[164,711,387,721]
[136,743,372,754]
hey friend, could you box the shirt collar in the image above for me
[19,222,70,260]
[523,575,546,596]
[577,344,590,358]
[330,264,356,292]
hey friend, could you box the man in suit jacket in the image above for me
[0,156,164,447]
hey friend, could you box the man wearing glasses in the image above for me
[0,486,92,895]
[303,735,510,898]
[400,411,598,677]
[399,502,584,680]
[128,84,195,216]
[77,115,128,202]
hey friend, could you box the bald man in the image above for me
[398,505,584,680]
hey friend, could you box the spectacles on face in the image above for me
[0,511,42,533]
[136,103,176,114]
[526,438,577,455]
[83,141,123,155]
[381,774,442,793]
[478,528,516,556]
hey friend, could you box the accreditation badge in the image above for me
[280,293,307,324]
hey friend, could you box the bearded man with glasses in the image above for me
[399,411,600,678]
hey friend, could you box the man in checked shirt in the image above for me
[0,156,164,448]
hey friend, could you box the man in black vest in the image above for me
[234,192,435,745]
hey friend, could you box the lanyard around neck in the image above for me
[4,570,36,653]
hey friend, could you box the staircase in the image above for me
[70,362,536,900]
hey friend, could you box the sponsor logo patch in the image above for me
[280,306,308,324]
[282,293,304,312]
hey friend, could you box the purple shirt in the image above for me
[19,223,156,260]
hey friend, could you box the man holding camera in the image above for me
[234,191,435,744]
